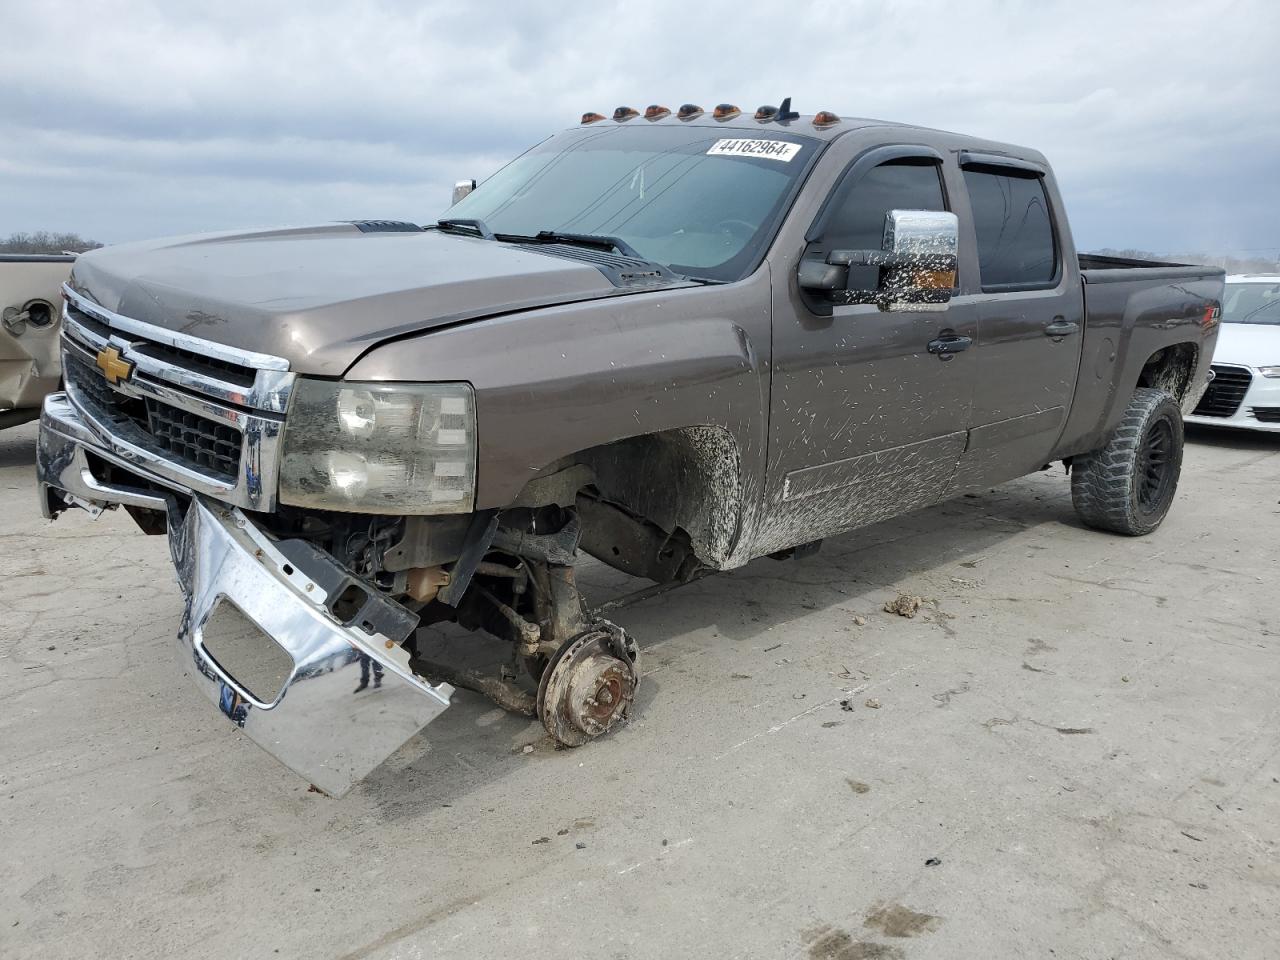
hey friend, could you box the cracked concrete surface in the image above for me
[1,420,1277,959]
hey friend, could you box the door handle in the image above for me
[926,334,972,360]
[1044,318,1080,339]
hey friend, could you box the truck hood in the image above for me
[71,224,689,376]
[1211,322,1280,368]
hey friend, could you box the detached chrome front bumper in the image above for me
[37,392,452,796]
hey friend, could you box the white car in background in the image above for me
[1187,274,1280,433]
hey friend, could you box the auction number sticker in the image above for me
[707,139,802,162]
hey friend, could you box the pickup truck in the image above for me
[36,102,1224,795]
[1,253,74,428]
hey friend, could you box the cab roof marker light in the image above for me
[581,111,606,124]
[813,110,841,128]
[644,104,671,120]
[754,105,778,121]
[613,106,639,122]
[713,103,741,121]
[677,103,704,120]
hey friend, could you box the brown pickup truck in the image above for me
[37,102,1223,794]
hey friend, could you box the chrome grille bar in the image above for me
[58,284,292,510]
[61,284,295,414]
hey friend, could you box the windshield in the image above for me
[446,125,822,281]
[1222,281,1280,325]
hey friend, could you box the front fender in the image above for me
[345,269,774,517]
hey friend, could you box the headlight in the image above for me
[279,380,476,514]
[1258,366,1280,379]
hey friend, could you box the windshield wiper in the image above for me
[1236,299,1280,324]
[439,222,719,284]
[435,218,496,241]
[509,230,726,285]
[500,230,644,260]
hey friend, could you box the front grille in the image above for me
[67,304,257,388]
[1252,406,1280,423]
[65,354,242,481]
[1192,364,1252,417]
[59,284,292,510]
[130,340,257,388]
[144,398,242,477]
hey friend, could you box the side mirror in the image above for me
[878,209,958,311]
[451,179,477,205]
[798,209,958,312]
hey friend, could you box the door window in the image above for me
[823,159,948,253]
[963,166,1058,288]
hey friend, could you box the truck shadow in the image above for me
[362,473,1080,819]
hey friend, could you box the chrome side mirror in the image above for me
[798,209,958,312]
[451,179,477,205]
[878,209,958,311]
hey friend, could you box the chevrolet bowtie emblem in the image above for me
[95,346,135,385]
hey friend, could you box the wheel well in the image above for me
[1136,342,1199,405]
[511,427,743,569]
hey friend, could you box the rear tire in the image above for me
[1071,387,1184,536]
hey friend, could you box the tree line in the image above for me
[1,232,103,255]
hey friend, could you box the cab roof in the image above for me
[569,105,1047,166]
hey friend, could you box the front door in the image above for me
[759,150,980,555]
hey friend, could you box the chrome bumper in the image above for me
[37,392,452,796]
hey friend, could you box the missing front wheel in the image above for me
[536,620,640,746]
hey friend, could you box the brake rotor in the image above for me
[537,622,640,747]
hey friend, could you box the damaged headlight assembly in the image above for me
[279,380,476,513]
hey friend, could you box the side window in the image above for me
[962,166,1057,288]
[823,159,947,253]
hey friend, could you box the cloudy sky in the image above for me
[3,0,1278,257]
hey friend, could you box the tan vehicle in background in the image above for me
[1,254,74,428]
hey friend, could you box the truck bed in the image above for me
[1078,253,1224,285]
[1055,255,1224,457]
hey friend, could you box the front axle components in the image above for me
[537,621,640,746]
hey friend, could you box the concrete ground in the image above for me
[1,418,1277,960]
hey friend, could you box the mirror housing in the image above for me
[451,179,477,205]
[798,209,959,311]
[878,209,958,311]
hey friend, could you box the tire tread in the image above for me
[1071,388,1183,536]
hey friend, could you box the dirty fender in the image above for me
[346,271,774,565]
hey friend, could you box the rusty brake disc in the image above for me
[537,621,639,747]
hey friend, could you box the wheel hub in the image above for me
[538,623,639,746]
[1138,416,1175,510]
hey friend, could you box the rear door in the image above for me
[761,146,980,553]
[951,156,1083,489]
